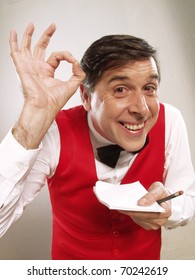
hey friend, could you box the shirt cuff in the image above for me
[0,129,42,183]
[164,195,194,229]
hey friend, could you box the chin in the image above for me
[123,138,148,153]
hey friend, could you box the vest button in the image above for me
[119,214,126,222]
[112,230,120,238]
[112,213,119,220]
[113,249,120,256]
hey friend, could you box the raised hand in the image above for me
[10,23,85,114]
[9,23,85,149]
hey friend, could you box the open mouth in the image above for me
[122,122,144,131]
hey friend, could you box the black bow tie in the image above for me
[97,138,149,168]
[97,144,124,168]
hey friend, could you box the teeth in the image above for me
[123,123,144,131]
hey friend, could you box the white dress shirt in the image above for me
[0,103,195,237]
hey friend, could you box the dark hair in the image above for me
[80,34,160,92]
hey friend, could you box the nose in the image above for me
[127,91,149,118]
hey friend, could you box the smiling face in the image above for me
[81,58,160,152]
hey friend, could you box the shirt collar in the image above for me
[87,113,113,149]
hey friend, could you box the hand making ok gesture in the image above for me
[9,23,85,149]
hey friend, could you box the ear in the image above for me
[80,84,91,111]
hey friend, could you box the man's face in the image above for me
[82,58,160,152]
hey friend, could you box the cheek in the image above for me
[90,92,125,124]
[152,100,160,119]
[102,96,125,118]
[148,100,160,127]
[90,101,118,134]
[90,92,105,111]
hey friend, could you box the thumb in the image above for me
[137,181,166,206]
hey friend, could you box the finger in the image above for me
[47,51,85,98]
[148,181,164,192]
[159,200,172,216]
[130,215,162,230]
[119,209,161,219]
[33,23,56,60]
[9,29,19,56]
[62,59,86,99]
[131,213,167,230]
[137,182,168,206]
[69,60,86,90]
[47,50,76,70]
[20,23,35,53]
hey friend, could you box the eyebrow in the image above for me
[108,75,130,84]
[107,74,160,84]
[148,74,160,81]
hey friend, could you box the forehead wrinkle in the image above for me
[101,60,160,88]
[107,73,159,85]
[107,75,130,84]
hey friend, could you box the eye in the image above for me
[113,86,128,96]
[144,85,157,95]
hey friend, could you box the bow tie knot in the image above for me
[96,138,149,168]
[97,144,124,168]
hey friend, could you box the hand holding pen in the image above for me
[157,190,184,204]
[120,183,184,231]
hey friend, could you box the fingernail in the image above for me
[137,197,148,206]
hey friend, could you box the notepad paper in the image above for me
[93,181,165,212]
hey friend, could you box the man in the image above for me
[0,23,194,259]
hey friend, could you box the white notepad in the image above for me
[93,181,164,212]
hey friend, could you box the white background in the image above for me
[0,0,195,260]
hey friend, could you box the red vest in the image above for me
[47,104,165,260]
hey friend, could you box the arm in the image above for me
[0,23,85,236]
[0,121,60,237]
[162,104,195,228]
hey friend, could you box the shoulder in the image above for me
[162,103,188,145]
[162,102,184,124]
[163,102,181,115]
[56,105,86,123]
[55,106,89,136]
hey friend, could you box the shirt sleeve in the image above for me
[0,121,60,237]
[163,103,195,229]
